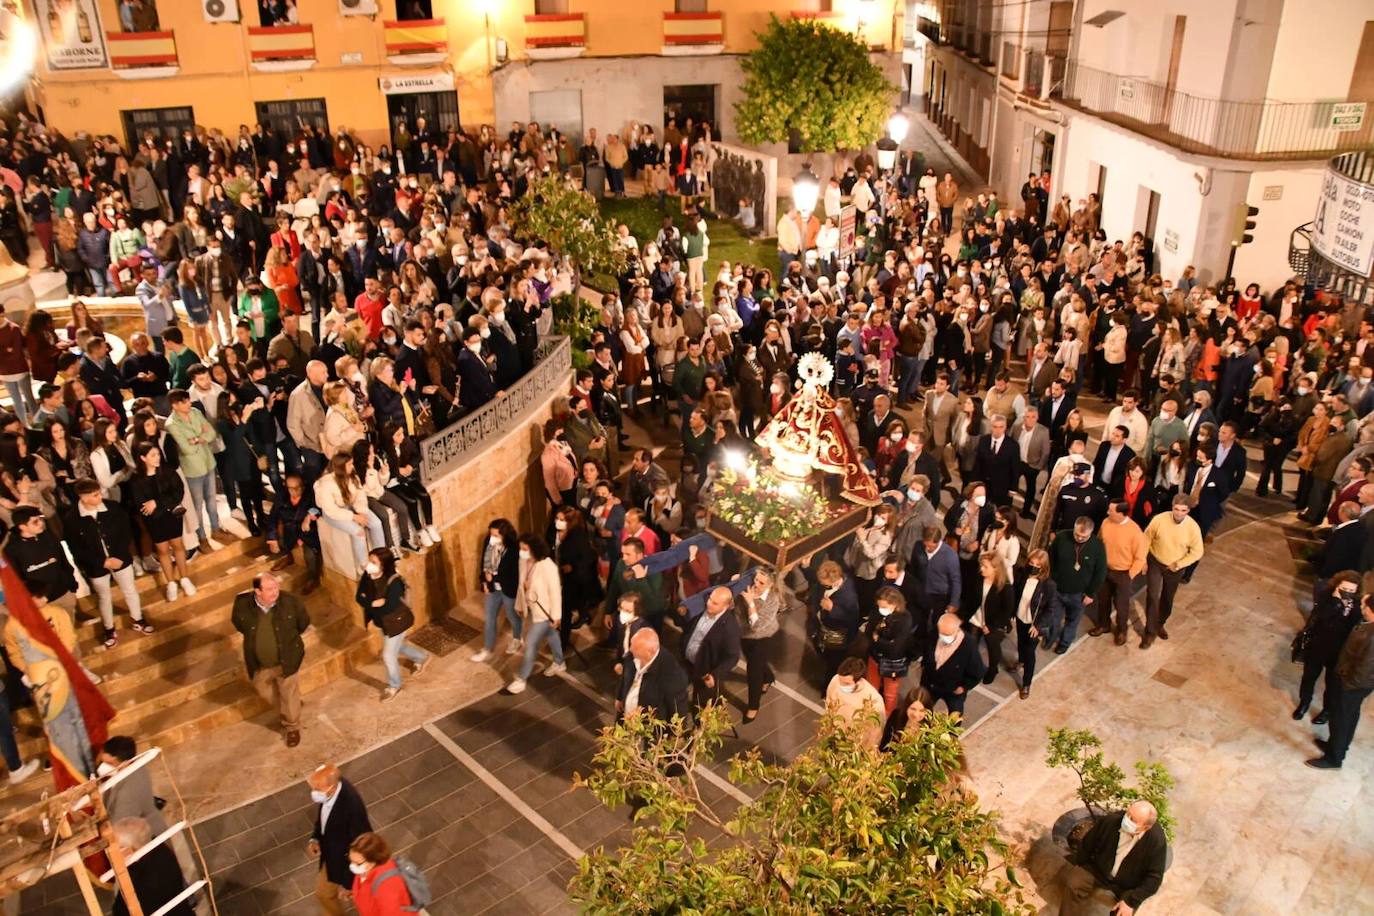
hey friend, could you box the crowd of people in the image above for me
[0,100,1371,914]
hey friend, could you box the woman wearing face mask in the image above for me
[367,357,418,437]
[347,832,418,916]
[846,506,894,610]
[352,439,424,553]
[737,568,781,722]
[321,381,366,459]
[1010,549,1060,699]
[1153,441,1188,500]
[734,342,764,439]
[874,419,908,483]
[864,586,913,717]
[554,507,601,645]
[947,481,993,605]
[471,518,522,664]
[1293,571,1363,723]
[1294,400,1330,510]
[981,506,1021,580]
[952,396,986,481]
[1255,399,1299,498]
[355,548,429,701]
[765,371,791,421]
[507,533,565,694]
[968,552,1014,687]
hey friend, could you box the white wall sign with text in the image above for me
[1313,167,1374,278]
[379,72,455,95]
[1331,102,1367,132]
[34,0,108,70]
[1163,228,1179,253]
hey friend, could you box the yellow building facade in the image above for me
[30,0,902,147]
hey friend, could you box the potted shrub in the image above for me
[1044,727,1175,851]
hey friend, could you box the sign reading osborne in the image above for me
[1313,163,1374,279]
[419,336,571,485]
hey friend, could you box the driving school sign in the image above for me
[1313,165,1374,278]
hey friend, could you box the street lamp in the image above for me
[792,167,819,217]
[887,111,910,145]
[876,137,898,172]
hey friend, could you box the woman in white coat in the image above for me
[506,533,565,694]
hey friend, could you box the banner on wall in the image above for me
[33,0,108,70]
[339,0,378,15]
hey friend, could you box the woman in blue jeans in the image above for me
[470,518,522,664]
[506,533,565,694]
[314,453,387,574]
[355,548,429,701]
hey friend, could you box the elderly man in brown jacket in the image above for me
[935,172,960,234]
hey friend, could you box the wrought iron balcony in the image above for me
[1054,61,1374,161]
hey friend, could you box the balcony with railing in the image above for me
[523,12,586,59]
[246,24,316,70]
[663,11,723,53]
[383,18,448,65]
[1054,60,1374,161]
[105,30,178,78]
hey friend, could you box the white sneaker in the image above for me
[542,662,567,677]
[164,581,179,602]
[505,639,524,655]
[7,759,38,785]
[418,529,434,548]
[506,678,527,694]
[203,537,223,552]
[470,649,493,663]
[425,525,442,543]
[179,577,197,597]
[381,686,400,701]
[80,665,103,686]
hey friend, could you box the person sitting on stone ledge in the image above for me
[1056,800,1167,916]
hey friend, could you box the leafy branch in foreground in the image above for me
[571,702,1031,915]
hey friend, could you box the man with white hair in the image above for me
[1056,799,1167,915]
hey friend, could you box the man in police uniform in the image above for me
[1054,462,1109,533]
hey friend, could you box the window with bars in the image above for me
[121,106,195,152]
[254,98,330,138]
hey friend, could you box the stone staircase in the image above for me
[10,534,374,762]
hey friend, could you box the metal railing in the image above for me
[1291,221,1374,305]
[1054,60,1374,161]
[418,335,571,485]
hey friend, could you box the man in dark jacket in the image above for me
[63,480,146,645]
[681,587,742,709]
[1057,801,1167,915]
[618,627,690,728]
[3,507,78,608]
[1295,572,1362,724]
[971,413,1021,507]
[79,335,128,427]
[230,573,311,746]
[1308,592,1374,769]
[455,326,499,411]
[306,763,372,915]
[264,473,322,593]
[920,613,985,715]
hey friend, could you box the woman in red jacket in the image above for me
[349,833,419,916]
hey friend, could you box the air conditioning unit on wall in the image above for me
[203,0,239,23]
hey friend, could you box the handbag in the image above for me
[245,440,269,472]
[379,575,415,637]
[818,623,850,650]
[1290,626,1311,664]
[877,655,909,678]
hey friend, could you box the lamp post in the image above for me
[792,166,819,218]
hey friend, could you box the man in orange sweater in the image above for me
[1092,500,1149,645]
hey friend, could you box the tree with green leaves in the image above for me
[735,15,896,153]
[570,702,1031,915]
[509,174,628,286]
[1045,728,1176,840]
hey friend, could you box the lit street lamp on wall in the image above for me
[888,111,910,145]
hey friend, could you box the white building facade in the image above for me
[909,0,1374,294]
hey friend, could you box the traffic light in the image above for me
[1233,203,1259,246]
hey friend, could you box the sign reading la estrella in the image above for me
[379,72,455,95]
[1312,166,1374,279]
